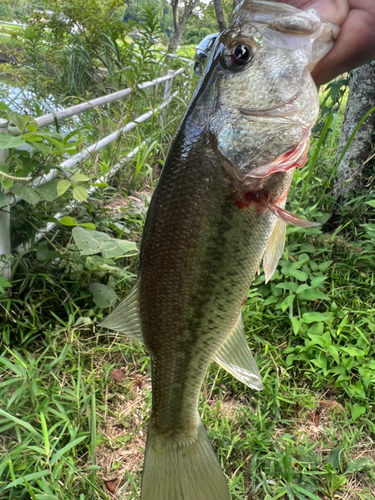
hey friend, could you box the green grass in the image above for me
[177,44,196,59]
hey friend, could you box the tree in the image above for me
[168,0,201,51]
[333,63,375,200]
[213,0,226,32]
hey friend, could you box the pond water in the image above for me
[0,74,62,116]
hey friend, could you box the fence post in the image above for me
[186,61,195,100]
[0,118,11,281]
[163,70,175,119]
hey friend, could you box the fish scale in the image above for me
[100,2,338,498]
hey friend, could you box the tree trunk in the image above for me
[213,0,226,32]
[333,62,375,199]
[167,0,199,52]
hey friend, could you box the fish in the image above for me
[100,2,338,499]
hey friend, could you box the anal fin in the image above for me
[214,314,263,391]
[98,283,144,342]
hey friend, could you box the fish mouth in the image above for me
[239,94,305,120]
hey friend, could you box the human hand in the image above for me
[273,0,375,85]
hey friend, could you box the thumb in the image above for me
[274,0,350,25]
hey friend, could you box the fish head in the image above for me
[192,0,338,185]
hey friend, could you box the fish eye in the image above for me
[224,42,254,68]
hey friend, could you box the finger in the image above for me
[313,3,375,84]
[272,0,350,25]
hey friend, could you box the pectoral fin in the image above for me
[263,219,286,283]
[214,314,263,391]
[98,283,144,342]
[267,199,319,228]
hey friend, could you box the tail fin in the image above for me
[141,421,230,500]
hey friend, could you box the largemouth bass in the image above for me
[101,2,338,498]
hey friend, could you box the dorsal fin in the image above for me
[263,218,286,283]
[214,314,263,391]
[98,283,144,342]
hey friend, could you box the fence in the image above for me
[0,61,193,279]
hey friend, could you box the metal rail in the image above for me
[11,90,179,205]
[35,67,185,128]
[16,142,145,254]
[0,64,189,275]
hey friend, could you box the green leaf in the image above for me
[89,283,117,308]
[9,184,41,206]
[0,276,11,294]
[42,136,64,152]
[22,479,39,500]
[345,457,375,474]
[311,275,328,287]
[57,180,71,196]
[349,381,366,399]
[50,435,88,466]
[26,140,51,154]
[296,283,310,294]
[100,239,137,258]
[80,223,96,230]
[1,178,13,189]
[40,412,50,456]
[8,110,30,133]
[0,163,13,190]
[330,475,346,492]
[6,470,51,489]
[365,200,375,208]
[72,227,137,258]
[59,217,78,227]
[275,282,299,292]
[318,260,333,272]
[291,317,300,335]
[0,133,26,149]
[340,346,364,357]
[36,241,60,262]
[0,161,9,173]
[328,345,340,364]
[299,289,330,301]
[326,447,341,468]
[302,312,334,324]
[289,269,308,281]
[292,485,322,500]
[280,294,295,312]
[35,179,59,202]
[0,408,39,437]
[73,185,88,202]
[0,191,8,208]
[308,330,331,348]
[72,172,90,182]
[264,295,279,306]
[73,227,102,255]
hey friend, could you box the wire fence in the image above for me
[0,61,193,278]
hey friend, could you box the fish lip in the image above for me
[239,93,305,118]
